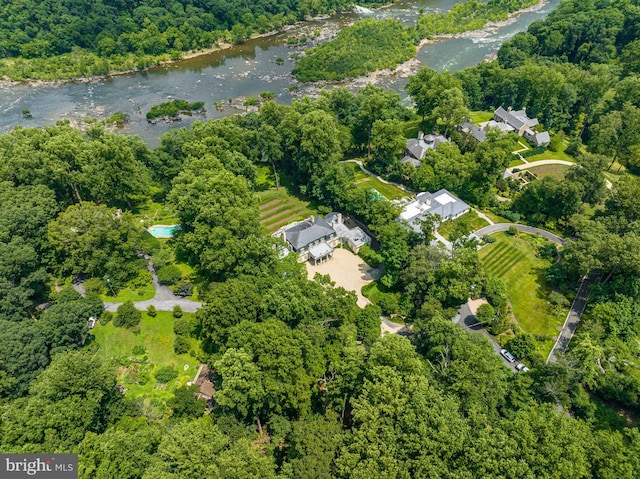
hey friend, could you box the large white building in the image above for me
[400,189,470,232]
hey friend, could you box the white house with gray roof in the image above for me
[274,213,371,264]
[400,189,469,233]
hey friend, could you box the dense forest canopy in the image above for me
[0,0,393,79]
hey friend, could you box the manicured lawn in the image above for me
[92,311,200,401]
[469,110,494,124]
[479,232,568,356]
[102,286,155,302]
[510,158,525,167]
[437,210,489,240]
[255,188,317,232]
[134,201,180,226]
[347,162,410,200]
[525,141,576,163]
[526,163,570,180]
[482,210,512,224]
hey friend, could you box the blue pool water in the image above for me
[148,225,180,238]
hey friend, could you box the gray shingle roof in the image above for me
[460,122,486,142]
[284,217,335,251]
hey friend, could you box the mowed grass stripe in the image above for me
[263,207,305,227]
[482,243,511,270]
[260,202,293,218]
[491,251,526,277]
[260,205,302,225]
[486,247,525,276]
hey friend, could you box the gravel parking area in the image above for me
[306,248,380,308]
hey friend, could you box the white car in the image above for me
[516,363,530,372]
[500,349,516,363]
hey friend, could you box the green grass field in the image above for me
[479,232,567,356]
[133,201,180,226]
[92,311,200,401]
[525,140,576,163]
[526,163,570,180]
[348,162,409,200]
[256,188,317,233]
[469,110,494,124]
[481,210,512,224]
[437,210,489,240]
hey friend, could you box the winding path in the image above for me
[341,159,413,195]
[474,223,566,245]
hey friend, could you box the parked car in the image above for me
[500,349,516,363]
[516,363,530,372]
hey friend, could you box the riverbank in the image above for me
[0,6,382,87]
[297,0,547,90]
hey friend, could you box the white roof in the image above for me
[434,192,455,205]
[309,242,333,259]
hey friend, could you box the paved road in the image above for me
[474,223,566,245]
[455,302,518,372]
[381,317,412,336]
[103,260,202,312]
[546,275,597,363]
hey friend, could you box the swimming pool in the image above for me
[148,225,180,238]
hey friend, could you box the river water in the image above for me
[0,0,559,145]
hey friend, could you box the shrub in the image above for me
[173,282,194,297]
[147,305,157,317]
[157,265,182,285]
[128,269,152,290]
[359,244,382,268]
[84,277,105,295]
[174,318,191,336]
[100,311,113,325]
[173,304,183,319]
[548,291,570,309]
[152,248,174,270]
[132,345,146,356]
[476,303,495,325]
[539,243,558,259]
[174,335,190,355]
[483,235,497,244]
[506,332,537,362]
[155,366,178,383]
[58,287,82,303]
[114,301,142,328]
[507,226,518,236]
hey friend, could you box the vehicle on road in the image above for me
[516,363,530,372]
[500,349,516,363]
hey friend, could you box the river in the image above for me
[0,0,560,145]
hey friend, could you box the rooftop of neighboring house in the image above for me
[459,122,487,142]
[494,106,539,130]
[405,131,449,161]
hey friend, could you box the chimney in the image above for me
[338,212,342,224]
[426,197,432,206]
[418,130,424,140]
[507,106,512,112]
